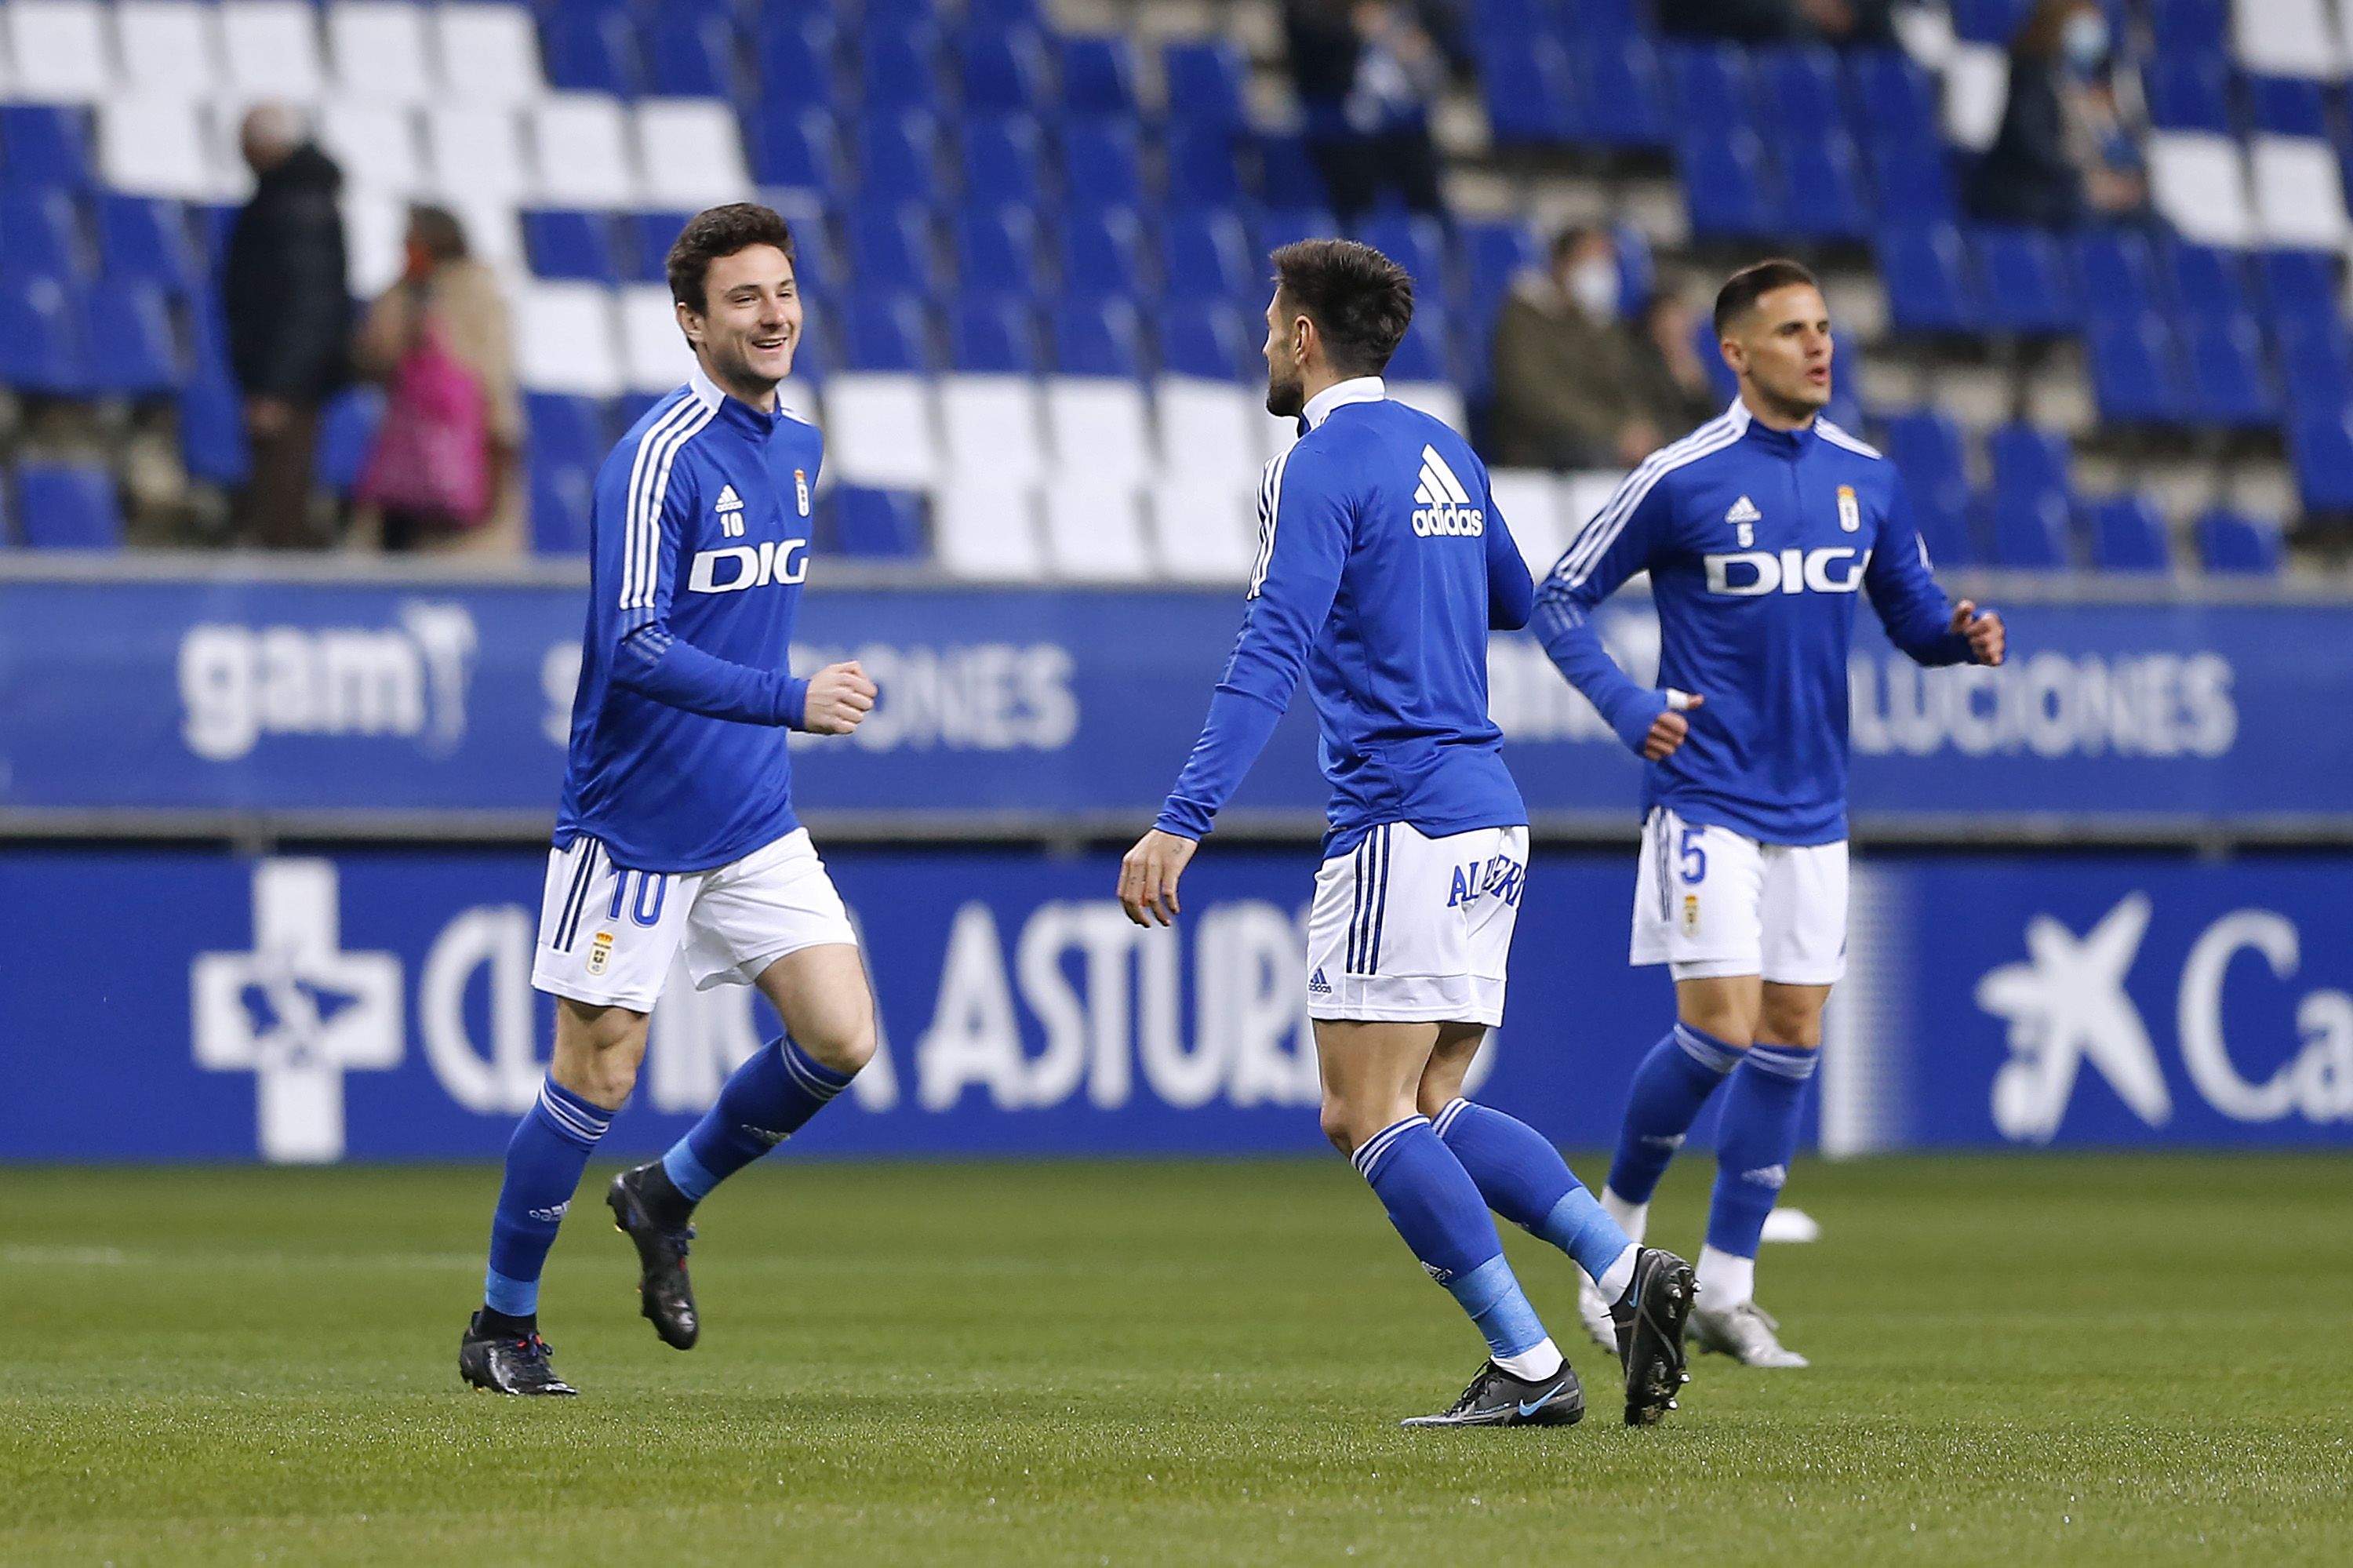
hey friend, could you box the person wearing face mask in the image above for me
[1487,227,1660,472]
[1965,0,2148,230]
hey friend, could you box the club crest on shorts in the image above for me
[794,468,811,517]
[1682,895,1700,937]
[587,929,615,976]
[1837,485,1860,533]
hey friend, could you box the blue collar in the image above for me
[689,362,784,438]
[1730,397,1817,458]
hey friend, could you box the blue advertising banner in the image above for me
[2,845,2346,1163]
[1,577,2348,831]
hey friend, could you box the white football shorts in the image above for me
[531,827,857,1012]
[1304,821,1527,1026]
[1629,806,1847,984]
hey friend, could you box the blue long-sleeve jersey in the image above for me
[1533,400,1975,846]
[555,363,823,872]
[1155,377,1534,856]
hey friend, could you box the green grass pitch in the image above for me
[3,1155,2348,1566]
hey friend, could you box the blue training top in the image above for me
[555,362,824,873]
[1533,399,1976,847]
[1155,377,1536,856]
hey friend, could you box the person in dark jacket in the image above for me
[1283,0,1467,220]
[1965,0,2147,229]
[222,104,352,548]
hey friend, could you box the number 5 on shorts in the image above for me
[1678,826,1707,886]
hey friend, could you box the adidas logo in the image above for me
[526,1201,570,1223]
[1742,1163,1788,1189]
[715,484,744,512]
[715,483,747,537]
[1725,495,1762,525]
[1307,966,1333,995]
[1410,445,1486,537]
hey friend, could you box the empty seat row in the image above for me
[0,460,124,549]
[2147,129,2353,250]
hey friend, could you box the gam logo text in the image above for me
[178,604,476,762]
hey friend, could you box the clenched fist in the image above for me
[803,660,877,735]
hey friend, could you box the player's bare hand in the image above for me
[1951,601,2006,667]
[802,661,877,735]
[1118,829,1198,928]
[1644,691,1702,761]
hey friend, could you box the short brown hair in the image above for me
[406,204,467,263]
[1713,257,1820,337]
[1271,238,1415,377]
[666,202,797,313]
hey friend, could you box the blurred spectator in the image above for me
[1628,289,1726,443]
[1657,0,1896,47]
[222,104,352,548]
[1283,0,1467,220]
[1965,0,2148,229]
[1486,227,1660,471]
[350,206,522,555]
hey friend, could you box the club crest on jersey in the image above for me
[1410,445,1484,537]
[1726,493,1760,548]
[714,483,746,537]
[1837,484,1860,533]
[794,467,811,517]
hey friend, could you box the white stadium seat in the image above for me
[341,189,409,296]
[531,93,638,208]
[1042,486,1155,580]
[2235,0,2345,80]
[1561,470,1630,550]
[435,3,546,106]
[426,105,530,205]
[1150,474,1259,583]
[318,102,424,195]
[1390,380,1468,435]
[1486,468,1566,583]
[634,98,753,208]
[2250,135,2352,248]
[326,1,433,104]
[1046,378,1154,486]
[616,282,696,393]
[934,481,1046,580]
[1940,42,2009,151]
[2146,132,2257,248]
[99,96,221,198]
[823,373,940,489]
[1260,407,1300,463]
[220,0,326,100]
[115,2,222,100]
[449,197,524,276]
[515,282,624,397]
[938,376,1048,487]
[7,0,112,100]
[1154,376,1263,486]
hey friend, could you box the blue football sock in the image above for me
[1705,1041,1818,1261]
[482,1076,615,1319]
[660,1035,854,1203]
[1434,1098,1635,1286]
[1607,1022,1743,1204]
[1353,1115,1549,1362]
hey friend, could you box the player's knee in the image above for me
[797,1014,875,1075]
[1318,1098,1360,1155]
[1755,1000,1825,1050]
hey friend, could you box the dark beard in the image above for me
[1264,369,1306,419]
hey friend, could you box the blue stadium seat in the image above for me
[0,104,95,187]
[0,186,88,281]
[1574,38,1666,146]
[97,196,200,289]
[1991,492,2071,568]
[1462,220,1539,316]
[531,460,594,555]
[1681,131,1780,236]
[2257,248,2340,332]
[2086,312,2191,421]
[526,393,608,476]
[954,203,1040,297]
[1160,297,1248,380]
[969,0,1042,24]
[1482,38,1579,145]
[1849,49,1939,148]
[1779,133,1868,238]
[2167,242,2252,323]
[1758,46,1846,138]
[1060,118,1143,211]
[2197,509,2282,573]
[1166,124,1244,208]
[2277,321,2353,416]
[1879,411,1976,566]
[0,275,85,393]
[1257,135,1330,209]
[1988,423,2075,568]
[1385,305,1449,382]
[863,27,944,113]
[842,292,933,371]
[1060,206,1143,297]
[1576,0,1646,38]
[1975,227,2078,333]
[1061,36,1137,116]
[1471,0,1549,47]
[1825,331,1865,433]
[1164,41,1249,129]
[1257,206,1339,259]
[749,104,843,193]
[2075,227,2161,322]
[16,461,120,548]
[857,110,943,202]
[1948,0,2030,43]
[1878,224,1980,332]
[962,27,1048,114]
[2292,409,2353,509]
[542,6,641,96]
[2249,74,2328,136]
[1356,213,1447,292]
[830,486,929,557]
[1663,42,1758,139]
[2143,56,2230,133]
[776,209,837,295]
[757,12,836,109]
[646,11,736,98]
[627,212,691,284]
[82,278,180,394]
[1693,311,1738,402]
[315,386,384,496]
[2151,0,2229,55]
[180,377,249,485]
[2183,313,2276,426]
[1615,224,1655,315]
[960,115,1043,207]
[2089,495,2173,572]
[1161,207,1254,302]
[524,210,620,282]
[951,296,1038,372]
[848,202,940,296]
[1052,297,1142,377]
[613,391,661,431]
